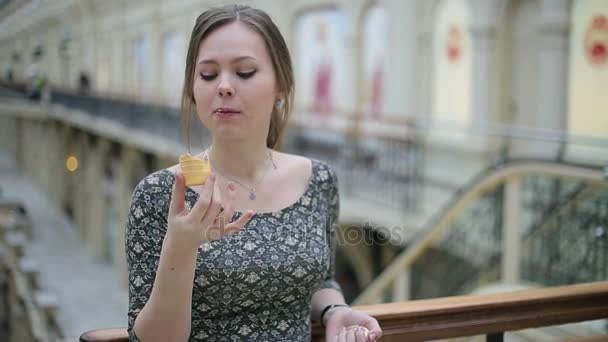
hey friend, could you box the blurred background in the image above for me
[0,0,607,341]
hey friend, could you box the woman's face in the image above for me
[193,21,278,143]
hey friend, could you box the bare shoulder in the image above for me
[271,150,312,175]
[270,151,314,193]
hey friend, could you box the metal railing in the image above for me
[355,160,608,304]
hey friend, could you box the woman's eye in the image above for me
[199,73,217,81]
[237,70,256,79]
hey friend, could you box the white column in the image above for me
[343,1,362,121]
[34,121,47,188]
[73,132,89,238]
[150,33,162,100]
[21,119,33,178]
[469,0,502,130]
[80,30,96,91]
[86,139,110,260]
[416,29,433,127]
[469,26,496,129]
[382,0,419,122]
[47,26,62,86]
[111,33,125,93]
[57,125,71,214]
[148,7,162,101]
[114,146,140,284]
[502,177,522,283]
[537,0,571,156]
[50,122,67,211]
[39,121,53,198]
[392,269,411,302]
[415,0,437,126]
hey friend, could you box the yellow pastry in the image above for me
[179,154,211,186]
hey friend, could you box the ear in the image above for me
[274,86,285,101]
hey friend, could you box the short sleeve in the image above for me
[318,166,343,292]
[125,173,171,341]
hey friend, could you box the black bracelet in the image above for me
[320,304,349,328]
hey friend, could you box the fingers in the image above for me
[368,330,381,342]
[169,171,186,216]
[333,328,344,342]
[223,210,255,235]
[364,319,382,341]
[203,189,223,225]
[325,324,341,342]
[331,327,347,342]
[333,326,372,342]
[219,182,237,228]
[354,326,369,342]
[189,173,216,221]
[337,327,349,342]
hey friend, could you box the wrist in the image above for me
[163,232,200,257]
[320,304,350,328]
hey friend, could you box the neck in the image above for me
[206,141,271,182]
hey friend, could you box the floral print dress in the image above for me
[126,159,342,341]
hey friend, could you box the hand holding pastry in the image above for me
[167,170,255,250]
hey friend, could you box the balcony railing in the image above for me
[79,281,608,342]
[355,160,608,304]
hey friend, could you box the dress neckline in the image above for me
[164,158,318,216]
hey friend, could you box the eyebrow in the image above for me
[197,56,257,65]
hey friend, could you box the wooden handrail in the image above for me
[80,282,608,342]
[324,281,608,342]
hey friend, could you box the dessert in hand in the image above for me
[179,154,211,186]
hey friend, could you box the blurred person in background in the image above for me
[78,71,91,95]
[125,4,382,342]
[6,68,14,82]
[26,46,48,101]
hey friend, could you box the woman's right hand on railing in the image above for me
[167,171,255,250]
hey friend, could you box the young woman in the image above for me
[126,4,382,341]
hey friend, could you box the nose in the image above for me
[218,77,235,97]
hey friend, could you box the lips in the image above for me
[214,107,241,115]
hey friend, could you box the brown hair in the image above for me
[181,4,294,151]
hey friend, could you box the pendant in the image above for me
[249,191,256,200]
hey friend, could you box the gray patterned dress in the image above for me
[126,159,342,341]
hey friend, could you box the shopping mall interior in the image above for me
[0,0,607,341]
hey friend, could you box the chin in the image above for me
[213,128,245,140]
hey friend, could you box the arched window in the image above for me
[432,0,472,129]
[568,0,608,139]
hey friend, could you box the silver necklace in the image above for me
[203,147,277,200]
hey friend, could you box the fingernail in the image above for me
[247,211,255,218]
[369,333,377,341]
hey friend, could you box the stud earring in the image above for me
[275,98,284,109]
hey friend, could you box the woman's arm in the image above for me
[311,288,348,324]
[133,234,198,342]
[128,171,251,342]
[311,165,348,323]
[311,164,383,341]
[126,174,199,342]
